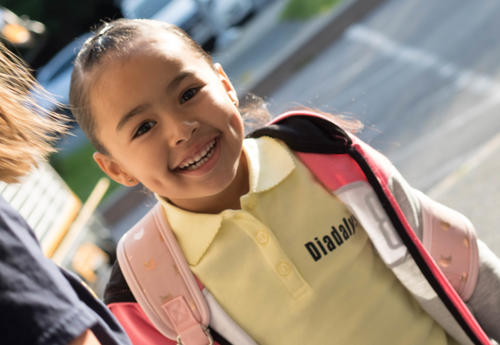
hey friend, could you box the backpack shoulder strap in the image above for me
[262,111,479,301]
[117,203,212,345]
[347,135,479,301]
[415,190,479,301]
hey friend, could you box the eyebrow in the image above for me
[115,71,193,132]
[116,104,150,132]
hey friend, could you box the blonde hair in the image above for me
[0,42,67,183]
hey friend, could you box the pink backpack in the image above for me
[116,112,486,345]
[117,203,213,345]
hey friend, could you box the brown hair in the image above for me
[0,42,67,183]
[70,18,213,154]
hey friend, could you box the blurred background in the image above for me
[1,0,500,296]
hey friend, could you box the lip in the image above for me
[172,134,220,171]
[173,136,222,177]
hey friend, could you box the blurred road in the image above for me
[265,0,500,254]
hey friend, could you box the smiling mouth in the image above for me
[176,138,218,171]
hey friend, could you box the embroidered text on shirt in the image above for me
[304,216,360,262]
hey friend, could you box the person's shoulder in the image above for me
[0,195,27,223]
[0,195,38,245]
[104,260,136,305]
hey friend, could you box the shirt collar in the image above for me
[158,136,295,265]
[244,136,295,193]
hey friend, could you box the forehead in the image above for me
[87,29,214,132]
[93,29,211,81]
[128,28,207,64]
[91,30,214,95]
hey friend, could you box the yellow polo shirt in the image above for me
[159,137,459,345]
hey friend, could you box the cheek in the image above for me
[109,142,161,176]
[228,111,244,137]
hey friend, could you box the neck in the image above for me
[167,152,249,214]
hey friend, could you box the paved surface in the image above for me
[213,0,385,96]
[266,0,500,255]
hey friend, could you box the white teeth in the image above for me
[178,139,216,170]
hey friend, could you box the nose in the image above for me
[168,119,200,146]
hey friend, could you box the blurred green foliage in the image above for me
[281,0,342,20]
[0,0,121,68]
[0,0,44,19]
[50,140,121,202]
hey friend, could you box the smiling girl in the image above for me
[70,19,500,345]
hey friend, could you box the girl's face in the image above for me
[90,31,246,212]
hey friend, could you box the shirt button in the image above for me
[255,230,269,245]
[276,261,292,277]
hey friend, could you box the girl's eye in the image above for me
[180,87,200,104]
[133,120,156,139]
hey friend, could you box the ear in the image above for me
[93,152,138,187]
[214,63,239,107]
